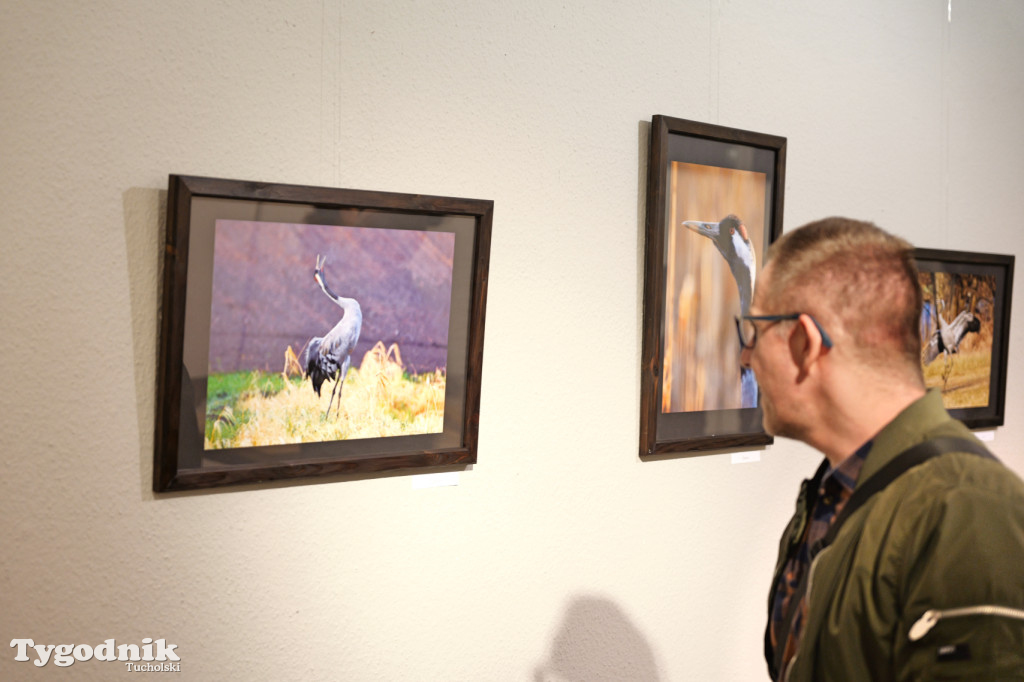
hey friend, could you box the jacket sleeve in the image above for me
[892,472,1024,681]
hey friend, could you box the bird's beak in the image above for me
[682,220,720,239]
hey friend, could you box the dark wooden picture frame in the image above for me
[155,175,492,491]
[640,116,786,457]
[914,248,1014,429]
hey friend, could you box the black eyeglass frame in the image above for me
[735,313,834,350]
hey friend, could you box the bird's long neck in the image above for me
[730,261,753,315]
[318,276,360,314]
[724,240,755,315]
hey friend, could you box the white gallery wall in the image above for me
[2,1,1022,680]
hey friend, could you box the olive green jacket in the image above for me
[769,391,1024,681]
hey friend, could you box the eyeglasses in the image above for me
[734,313,834,351]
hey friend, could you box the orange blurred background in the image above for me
[662,162,767,413]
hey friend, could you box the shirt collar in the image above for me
[822,439,873,494]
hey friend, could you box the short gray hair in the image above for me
[764,217,923,377]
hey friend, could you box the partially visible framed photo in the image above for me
[154,175,492,491]
[640,115,786,456]
[914,248,1014,429]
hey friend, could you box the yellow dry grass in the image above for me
[922,349,991,409]
[206,341,446,449]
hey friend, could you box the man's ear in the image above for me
[788,314,828,379]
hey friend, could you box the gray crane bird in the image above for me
[302,254,363,418]
[682,214,758,408]
[923,308,981,365]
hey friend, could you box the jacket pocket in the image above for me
[904,605,1024,681]
[909,605,1024,641]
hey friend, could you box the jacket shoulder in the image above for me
[882,454,1024,680]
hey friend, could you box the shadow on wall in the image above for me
[534,595,661,682]
[123,187,166,497]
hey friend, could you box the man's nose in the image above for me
[740,344,753,369]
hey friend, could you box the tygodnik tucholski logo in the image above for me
[10,638,181,671]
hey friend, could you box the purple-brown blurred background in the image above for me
[207,220,455,375]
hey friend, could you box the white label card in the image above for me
[731,451,761,464]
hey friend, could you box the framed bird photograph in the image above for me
[153,175,492,491]
[913,248,1014,429]
[640,115,785,456]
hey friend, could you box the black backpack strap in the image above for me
[812,436,995,557]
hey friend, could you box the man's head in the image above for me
[743,217,925,439]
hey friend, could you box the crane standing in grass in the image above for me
[924,306,981,394]
[683,214,758,408]
[303,254,363,418]
[922,308,981,365]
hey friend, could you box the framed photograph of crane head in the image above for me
[914,248,1014,429]
[640,115,786,457]
[153,175,492,492]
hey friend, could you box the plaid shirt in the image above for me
[769,441,872,677]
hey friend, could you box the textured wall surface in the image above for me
[2,1,1022,680]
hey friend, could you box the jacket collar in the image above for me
[856,390,954,487]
